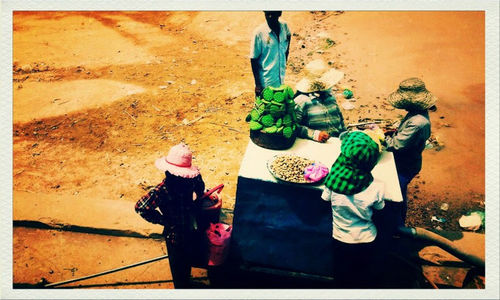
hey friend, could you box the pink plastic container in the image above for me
[206,223,232,266]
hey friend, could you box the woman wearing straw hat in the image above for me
[383,77,436,227]
[321,131,386,288]
[294,60,346,143]
[135,143,205,288]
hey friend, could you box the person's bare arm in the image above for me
[286,34,291,61]
[250,58,263,96]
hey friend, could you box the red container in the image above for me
[197,184,224,232]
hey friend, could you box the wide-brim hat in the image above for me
[296,59,344,93]
[387,77,437,110]
[324,131,380,195]
[155,143,200,178]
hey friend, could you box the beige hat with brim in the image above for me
[296,59,344,93]
[388,77,437,110]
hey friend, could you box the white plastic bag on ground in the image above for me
[459,213,482,231]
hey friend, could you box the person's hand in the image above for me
[255,85,263,97]
[319,131,330,142]
[314,130,330,143]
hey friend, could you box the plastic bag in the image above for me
[304,163,329,182]
[459,211,485,231]
[206,223,232,266]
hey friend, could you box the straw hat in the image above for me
[387,78,437,111]
[323,131,380,195]
[155,143,200,178]
[295,59,344,93]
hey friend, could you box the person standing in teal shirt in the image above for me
[250,11,291,96]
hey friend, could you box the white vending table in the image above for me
[238,137,402,202]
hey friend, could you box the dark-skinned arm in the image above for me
[286,34,291,61]
[250,58,263,97]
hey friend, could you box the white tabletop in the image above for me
[238,137,403,202]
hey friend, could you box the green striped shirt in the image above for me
[294,91,346,140]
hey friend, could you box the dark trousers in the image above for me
[397,172,417,226]
[332,238,380,288]
[165,237,192,288]
[164,229,208,288]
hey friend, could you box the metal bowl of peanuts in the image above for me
[267,154,323,184]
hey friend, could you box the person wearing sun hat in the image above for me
[135,143,205,288]
[383,77,435,227]
[321,131,387,288]
[294,59,347,143]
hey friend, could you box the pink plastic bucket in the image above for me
[206,223,232,266]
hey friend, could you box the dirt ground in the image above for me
[12,227,484,289]
[11,11,486,288]
[12,227,205,289]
